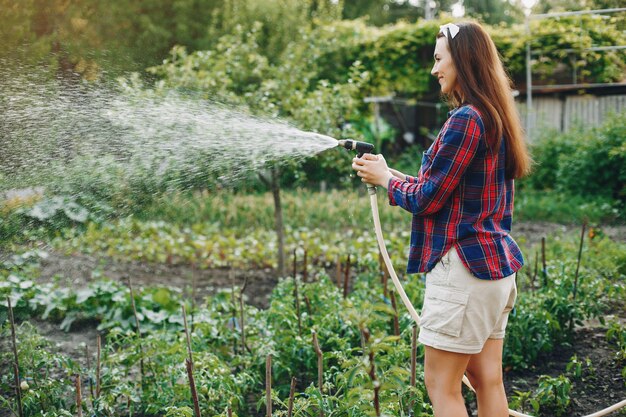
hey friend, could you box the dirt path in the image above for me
[30,220,626,309]
[36,250,280,309]
[503,325,626,417]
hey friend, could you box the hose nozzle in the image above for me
[338,139,375,157]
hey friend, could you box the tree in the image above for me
[342,0,458,25]
[535,0,626,13]
[463,0,525,25]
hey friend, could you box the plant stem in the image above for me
[7,297,23,417]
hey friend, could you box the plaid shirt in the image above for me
[388,105,524,280]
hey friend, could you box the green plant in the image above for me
[566,354,595,381]
[0,322,81,416]
[535,375,572,416]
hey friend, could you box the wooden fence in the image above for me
[516,94,626,139]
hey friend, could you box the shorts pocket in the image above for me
[420,284,469,337]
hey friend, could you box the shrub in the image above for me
[523,111,626,206]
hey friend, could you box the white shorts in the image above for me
[418,247,517,354]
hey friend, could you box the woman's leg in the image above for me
[465,338,509,417]
[424,345,471,417]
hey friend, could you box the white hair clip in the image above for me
[439,23,460,39]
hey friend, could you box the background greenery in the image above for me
[1,2,625,415]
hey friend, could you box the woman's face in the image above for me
[431,37,458,95]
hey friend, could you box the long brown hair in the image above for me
[437,22,531,179]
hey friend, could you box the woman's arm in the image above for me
[389,168,407,181]
[388,108,483,215]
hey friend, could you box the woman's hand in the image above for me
[352,153,394,188]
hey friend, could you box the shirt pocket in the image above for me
[420,284,469,337]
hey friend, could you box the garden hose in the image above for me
[365,184,626,417]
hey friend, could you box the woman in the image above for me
[351,22,531,417]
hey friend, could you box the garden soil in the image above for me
[4,221,626,416]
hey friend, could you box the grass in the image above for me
[134,187,624,231]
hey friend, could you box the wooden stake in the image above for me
[409,324,418,414]
[85,345,94,401]
[7,297,23,417]
[293,249,297,280]
[380,252,389,299]
[311,330,324,417]
[335,255,342,288]
[96,334,101,399]
[532,250,538,289]
[303,295,312,319]
[343,254,351,299]
[303,249,308,283]
[541,237,547,287]
[75,374,83,417]
[230,268,238,355]
[312,331,323,393]
[390,291,400,337]
[183,304,201,417]
[573,221,586,301]
[266,354,272,417]
[127,279,144,381]
[191,262,197,333]
[186,359,202,417]
[361,328,381,417]
[287,377,297,417]
[293,270,302,337]
[410,325,417,387]
[182,304,193,366]
[239,277,249,353]
[570,221,587,332]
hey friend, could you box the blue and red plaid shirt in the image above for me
[388,104,524,280]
